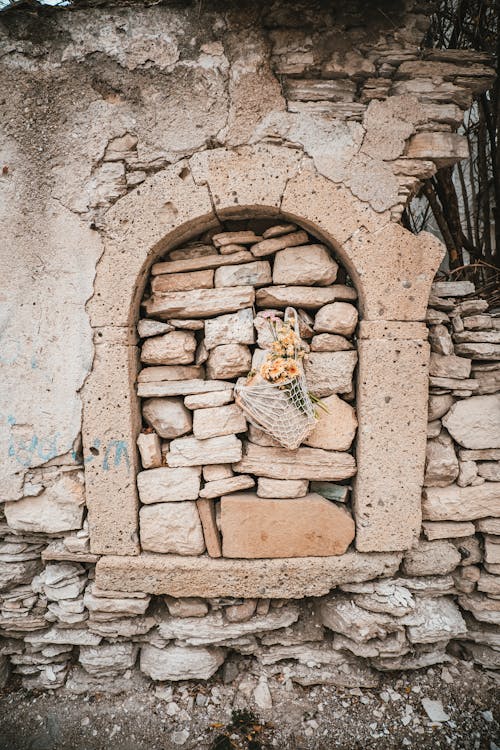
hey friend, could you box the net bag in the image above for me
[234,308,317,450]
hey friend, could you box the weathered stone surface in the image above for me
[304,351,358,397]
[233,443,356,481]
[256,478,309,499]
[320,596,402,643]
[213,231,261,247]
[151,269,214,293]
[401,597,466,644]
[199,474,255,499]
[455,342,500,359]
[96,552,403,598]
[304,395,357,451]
[145,287,255,320]
[4,474,85,533]
[207,344,252,380]
[84,590,150,616]
[221,493,355,558]
[225,599,257,623]
[203,464,233,481]
[485,540,500,565]
[431,280,475,297]
[137,432,162,469]
[151,251,253,275]
[476,518,500,534]
[138,379,232,398]
[193,404,246,440]
[168,435,242,467]
[204,309,255,350]
[460,448,500,461]
[196,499,222,558]
[422,521,475,540]
[429,353,472,379]
[310,482,349,502]
[137,319,174,338]
[314,303,358,335]
[79,642,138,677]
[184,390,234,409]
[250,230,309,258]
[424,432,459,487]
[478,461,500,481]
[164,597,208,618]
[138,365,204,382]
[140,503,205,555]
[442,395,500,449]
[140,644,224,681]
[428,394,454,421]
[263,224,297,239]
[137,467,201,504]
[273,245,338,286]
[402,540,461,576]
[214,261,271,288]
[142,397,192,439]
[169,245,216,261]
[141,331,196,365]
[0,560,42,593]
[430,376,478,392]
[459,593,500,625]
[311,334,353,352]
[257,285,357,311]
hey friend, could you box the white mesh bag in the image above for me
[234,308,317,450]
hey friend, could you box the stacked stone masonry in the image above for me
[1,283,499,691]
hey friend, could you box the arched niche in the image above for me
[82,144,445,596]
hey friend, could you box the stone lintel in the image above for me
[358,321,428,340]
[95,551,402,598]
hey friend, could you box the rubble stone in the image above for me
[140,503,205,555]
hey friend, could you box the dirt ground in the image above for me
[0,658,499,750]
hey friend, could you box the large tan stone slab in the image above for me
[272,245,338,286]
[140,502,205,555]
[305,351,358,397]
[206,344,251,380]
[354,339,430,552]
[257,285,357,310]
[142,397,192,438]
[257,478,309,498]
[138,379,232,398]
[145,286,255,320]
[422,483,500,521]
[96,551,403,598]
[141,330,196,365]
[137,467,201,504]
[193,404,247,440]
[221,493,355,558]
[168,435,242,467]
[314,303,358,335]
[4,473,85,533]
[204,309,254,350]
[151,250,253,276]
[140,644,224,681]
[422,521,475,540]
[214,261,271,288]
[304,395,357,451]
[442,395,500,449]
[151,269,214,293]
[234,443,356,480]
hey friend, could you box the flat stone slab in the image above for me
[95,552,403,598]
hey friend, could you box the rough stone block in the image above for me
[221,493,355,558]
[256,478,309,498]
[204,309,255,350]
[4,474,85,534]
[151,251,253,276]
[168,435,242,467]
[137,432,162,469]
[199,474,255,499]
[137,467,201,504]
[142,397,192,439]
[233,442,356,481]
[140,644,224,681]
[138,379,232,398]
[272,244,338,286]
[442,395,500,449]
[206,344,252,380]
[196,498,222,558]
[422,521,475,540]
[214,261,271,288]
[192,403,247,440]
[145,286,255,320]
[314,303,358,335]
[304,351,358,397]
[140,502,205,555]
[257,285,357,310]
[250,230,308,258]
[402,540,461,576]
[151,269,214,293]
[304,394,357,451]
[140,331,196,365]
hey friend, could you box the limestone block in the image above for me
[263,224,297,238]
[140,644,224,681]
[428,394,454,421]
[473,369,500,396]
[464,314,498,330]
[203,464,233,481]
[485,540,500,565]
[145,287,255,320]
[137,467,201,504]
[422,521,475,540]
[193,404,246,440]
[458,593,500,626]
[0,560,42,593]
[429,324,454,355]
[137,432,162,469]
[257,478,309,498]
[138,379,232,398]
[314,303,358,335]
[206,344,252,380]
[257,285,357,310]
[304,351,358,397]
[250,230,309,258]
[137,319,174,338]
[204,309,255,350]
[320,596,402,643]
[233,443,356,481]
[402,540,461,576]
[199,475,255,499]
[141,331,196,365]
[4,474,85,533]
[311,334,353,352]
[84,591,149,616]
[455,342,500,359]
[214,261,271,288]
[401,597,466,644]
[225,600,257,623]
[478,462,500,481]
[424,432,459,487]
[185,390,234,409]
[79,642,138,677]
[168,435,242,467]
[142,397,192,439]
[96,552,403,598]
[431,281,475,297]
[140,502,205,555]
[138,365,204,382]
[221,493,355,558]
[460,448,500,461]
[272,245,338,286]
[354,339,429,552]
[164,597,209,618]
[151,269,214,293]
[196,498,222,558]
[169,245,216,261]
[304,395,357,451]
[477,573,500,596]
[406,132,468,166]
[151,251,253,276]
[455,330,500,344]
[442,395,500,449]
[476,518,500,534]
[429,353,472,380]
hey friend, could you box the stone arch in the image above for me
[83,144,444,585]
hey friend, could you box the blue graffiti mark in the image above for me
[103,439,130,472]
